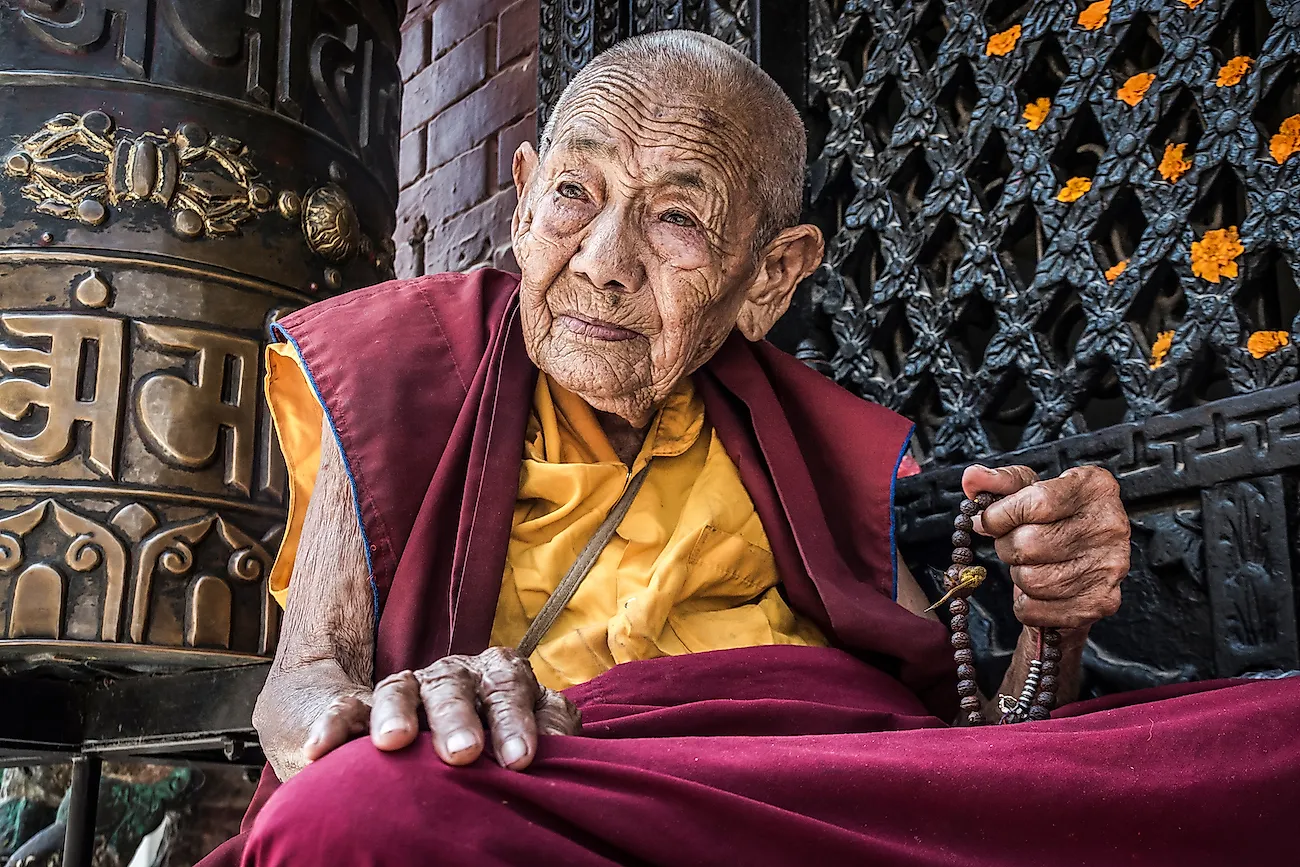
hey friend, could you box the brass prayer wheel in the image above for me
[0,0,404,669]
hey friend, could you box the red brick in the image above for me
[398,127,426,189]
[399,18,430,81]
[401,26,488,135]
[399,141,488,230]
[495,111,536,189]
[425,54,537,168]
[496,0,538,67]
[424,188,518,273]
[430,0,513,60]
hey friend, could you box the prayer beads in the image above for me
[944,492,1060,726]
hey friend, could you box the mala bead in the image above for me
[1027,705,1051,722]
[953,648,974,665]
[948,597,969,616]
[1042,629,1060,647]
[966,711,986,726]
[957,679,979,697]
[960,695,982,712]
[950,632,972,650]
[1039,674,1058,693]
[949,614,968,632]
[956,663,977,680]
[952,547,974,565]
[953,513,974,532]
[951,530,972,548]
[959,498,979,517]
[974,492,997,510]
[1036,691,1056,708]
[1042,646,1062,664]
[944,564,964,587]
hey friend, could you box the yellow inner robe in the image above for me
[264,344,826,691]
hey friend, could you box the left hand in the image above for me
[963,464,1130,630]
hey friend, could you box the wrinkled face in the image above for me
[511,81,764,427]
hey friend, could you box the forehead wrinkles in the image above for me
[556,72,751,200]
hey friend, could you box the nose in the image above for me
[568,205,645,294]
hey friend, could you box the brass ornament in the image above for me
[302,183,362,263]
[4,110,369,266]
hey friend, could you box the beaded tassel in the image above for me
[945,492,1061,726]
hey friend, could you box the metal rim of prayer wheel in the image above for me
[0,0,405,672]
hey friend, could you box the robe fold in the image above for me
[201,270,1298,866]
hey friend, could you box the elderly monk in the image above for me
[204,31,1297,867]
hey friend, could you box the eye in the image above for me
[660,210,696,228]
[557,182,586,200]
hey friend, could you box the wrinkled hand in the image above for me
[964,464,1130,630]
[302,646,581,770]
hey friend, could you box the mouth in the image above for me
[557,313,641,342]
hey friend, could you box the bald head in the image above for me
[542,30,806,246]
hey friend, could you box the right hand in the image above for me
[302,646,581,770]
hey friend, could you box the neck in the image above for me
[595,409,648,467]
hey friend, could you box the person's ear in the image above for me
[511,142,541,239]
[735,223,824,341]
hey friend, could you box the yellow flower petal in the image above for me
[1247,330,1290,359]
[1056,177,1092,203]
[1216,56,1253,87]
[1023,97,1051,130]
[1077,0,1110,31]
[1118,72,1156,107]
[986,24,1022,57]
[1105,260,1128,283]
[1190,226,1244,284]
[1270,114,1300,164]
[1178,0,1203,8]
[1150,330,1174,369]
[1158,142,1191,182]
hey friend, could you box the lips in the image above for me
[557,313,641,342]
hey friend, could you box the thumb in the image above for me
[961,464,1038,499]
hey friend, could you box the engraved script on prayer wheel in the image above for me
[0,0,405,668]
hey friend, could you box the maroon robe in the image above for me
[203,270,1298,865]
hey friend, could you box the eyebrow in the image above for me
[560,134,618,158]
[658,169,705,191]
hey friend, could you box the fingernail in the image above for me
[445,730,476,755]
[500,737,528,765]
[379,719,408,737]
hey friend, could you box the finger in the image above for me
[980,473,1085,538]
[535,688,582,736]
[416,660,485,766]
[475,647,541,770]
[1014,584,1121,629]
[304,695,370,762]
[369,670,421,751]
[1008,563,1082,602]
[961,464,1038,500]
[993,521,1081,566]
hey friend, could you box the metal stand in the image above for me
[62,755,102,867]
[0,664,270,865]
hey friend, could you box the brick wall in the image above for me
[395,0,539,279]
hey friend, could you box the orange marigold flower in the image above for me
[1150,331,1174,369]
[1056,177,1092,202]
[1178,0,1204,8]
[1216,56,1253,87]
[1118,72,1156,106]
[1247,330,1290,359]
[1270,114,1300,164]
[1023,97,1051,130]
[1077,0,1110,30]
[986,24,1021,57]
[1158,142,1192,182]
[1105,260,1128,283]
[1190,226,1244,283]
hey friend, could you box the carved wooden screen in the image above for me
[538,0,1300,695]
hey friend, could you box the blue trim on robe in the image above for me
[888,426,915,602]
[271,323,383,641]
